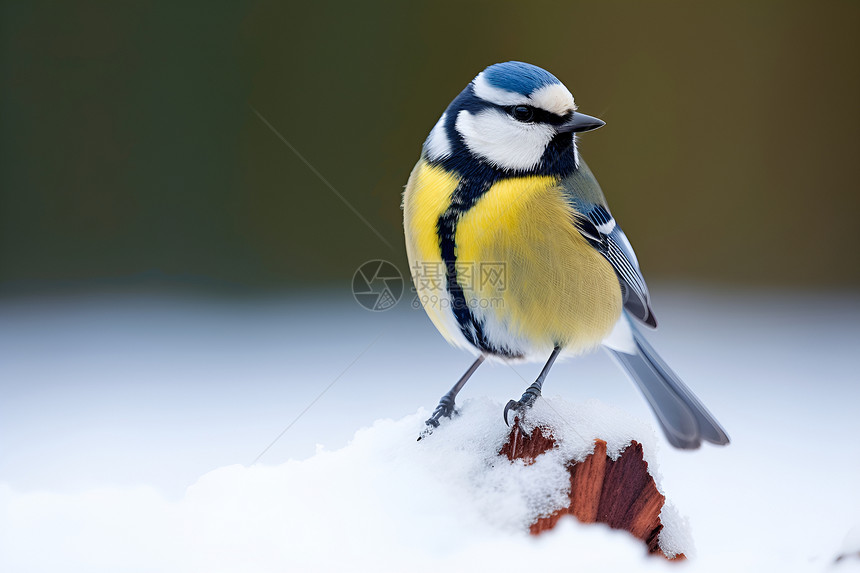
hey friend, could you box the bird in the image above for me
[402,61,729,449]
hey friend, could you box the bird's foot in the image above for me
[503,382,542,427]
[418,394,457,440]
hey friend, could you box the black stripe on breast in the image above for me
[436,177,522,359]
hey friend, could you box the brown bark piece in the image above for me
[501,424,684,560]
[499,420,555,464]
[569,439,607,523]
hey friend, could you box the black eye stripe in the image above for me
[503,105,570,126]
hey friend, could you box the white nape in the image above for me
[424,112,451,161]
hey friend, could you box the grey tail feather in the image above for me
[606,324,730,450]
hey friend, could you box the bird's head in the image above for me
[423,61,605,176]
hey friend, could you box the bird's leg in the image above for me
[504,346,562,426]
[421,355,485,437]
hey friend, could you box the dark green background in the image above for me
[2,1,859,295]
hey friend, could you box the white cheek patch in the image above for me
[529,83,576,116]
[455,109,555,171]
[424,112,451,160]
[472,73,531,107]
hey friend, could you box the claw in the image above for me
[418,356,487,440]
[418,418,439,441]
[503,401,528,437]
[503,385,542,426]
[418,414,442,440]
[419,398,457,440]
[502,347,559,428]
[503,399,519,426]
[417,424,434,441]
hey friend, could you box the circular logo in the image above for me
[352,260,404,311]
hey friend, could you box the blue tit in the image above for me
[403,61,729,449]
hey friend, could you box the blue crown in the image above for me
[480,61,561,96]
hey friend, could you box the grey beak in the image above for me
[558,112,605,134]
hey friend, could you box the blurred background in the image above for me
[2,1,859,292]
[2,4,860,566]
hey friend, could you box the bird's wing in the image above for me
[560,159,657,328]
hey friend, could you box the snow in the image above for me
[0,399,683,572]
[1,287,859,571]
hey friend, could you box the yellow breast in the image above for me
[404,160,623,357]
[403,161,466,347]
[456,176,622,354]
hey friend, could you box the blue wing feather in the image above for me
[562,162,657,328]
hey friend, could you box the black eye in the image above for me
[511,105,534,122]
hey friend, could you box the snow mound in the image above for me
[0,397,690,572]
